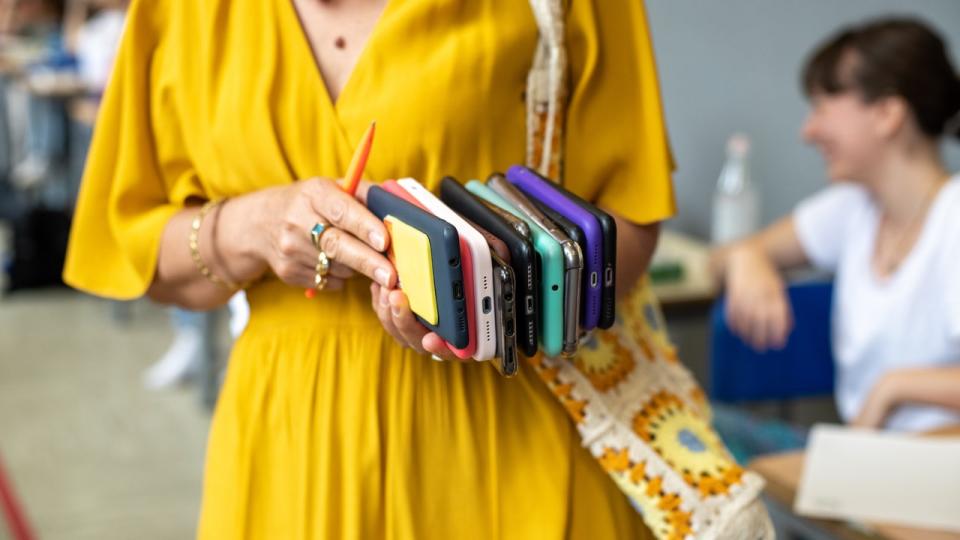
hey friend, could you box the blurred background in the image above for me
[0,0,957,539]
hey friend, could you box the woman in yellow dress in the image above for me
[64,0,677,537]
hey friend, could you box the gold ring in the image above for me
[310,222,330,252]
[311,223,333,291]
[316,251,331,277]
[314,271,328,290]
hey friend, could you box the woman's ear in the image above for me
[872,95,909,139]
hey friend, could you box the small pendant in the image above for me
[334,36,346,49]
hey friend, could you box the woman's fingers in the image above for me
[422,333,459,362]
[768,296,793,350]
[319,227,395,288]
[353,180,374,205]
[370,284,457,360]
[755,311,773,352]
[387,290,428,354]
[272,251,345,291]
[328,262,355,280]
[371,284,404,345]
[274,222,325,272]
[369,286,459,362]
[265,179,389,292]
[309,178,390,253]
[726,297,749,344]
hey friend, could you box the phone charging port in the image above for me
[453,281,463,299]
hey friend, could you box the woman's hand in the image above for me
[250,178,396,291]
[722,243,794,352]
[369,283,460,361]
[852,373,899,429]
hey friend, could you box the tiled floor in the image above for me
[0,290,210,539]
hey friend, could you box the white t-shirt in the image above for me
[794,175,960,432]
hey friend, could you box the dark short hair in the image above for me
[802,18,960,140]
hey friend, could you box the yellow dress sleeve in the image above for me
[63,0,204,299]
[563,0,676,225]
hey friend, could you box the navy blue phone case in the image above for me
[367,186,469,348]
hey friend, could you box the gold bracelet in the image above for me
[189,199,240,291]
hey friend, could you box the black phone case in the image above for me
[440,177,539,357]
[525,175,617,329]
[367,185,469,348]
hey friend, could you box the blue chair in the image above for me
[710,281,835,404]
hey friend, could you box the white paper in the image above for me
[795,424,960,532]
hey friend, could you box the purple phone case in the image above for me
[506,165,603,331]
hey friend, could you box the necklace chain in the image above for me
[875,179,944,275]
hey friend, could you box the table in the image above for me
[649,229,717,311]
[749,426,960,540]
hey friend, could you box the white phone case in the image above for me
[397,178,497,361]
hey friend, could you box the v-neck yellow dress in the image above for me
[64,0,675,537]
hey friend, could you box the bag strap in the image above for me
[525,0,567,182]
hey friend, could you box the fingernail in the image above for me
[374,268,390,286]
[370,231,385,251]
[391,306,401,317]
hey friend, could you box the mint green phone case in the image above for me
[466,180,564,357]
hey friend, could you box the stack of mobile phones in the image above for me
[365,165,617,377]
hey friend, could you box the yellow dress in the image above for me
[64,0,676,537]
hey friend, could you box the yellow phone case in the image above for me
[384,215,438,325]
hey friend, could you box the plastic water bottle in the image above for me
[711,133,759,244]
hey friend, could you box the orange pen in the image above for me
[306,121,376,299]
[341,121,376,196]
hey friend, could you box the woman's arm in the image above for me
[709,215,810,282]
[146,179,395,311]
[708,216,811,351]
[853,365,960,428]
[146,193,269,310]
[606,209,660,298]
